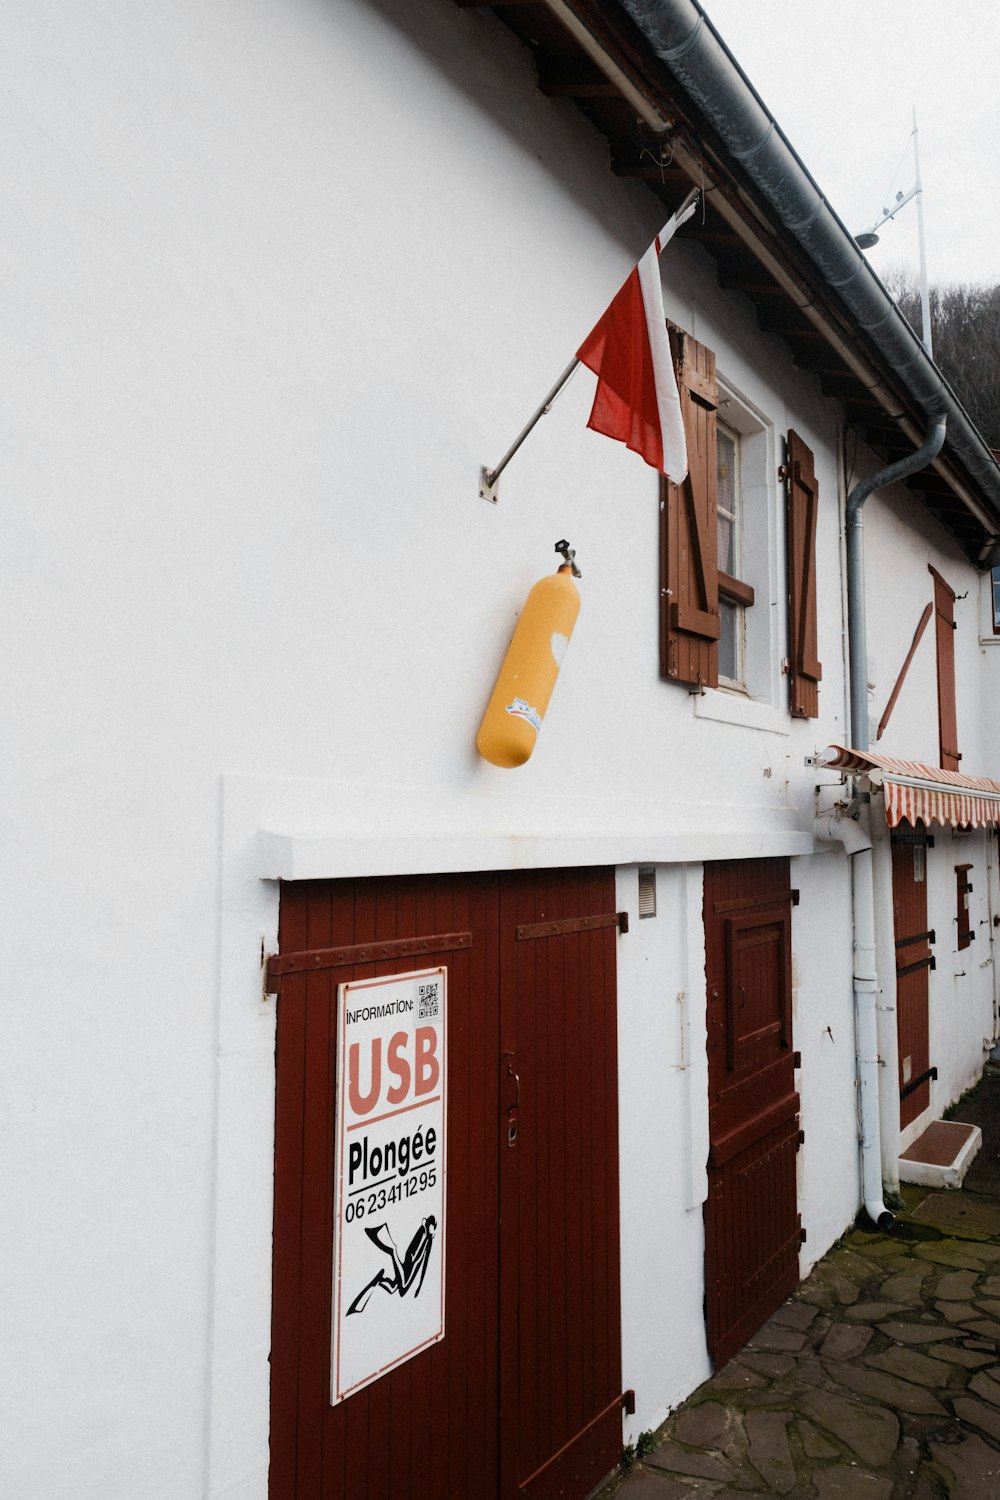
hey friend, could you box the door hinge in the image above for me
[265,930,472,990]
[516,911,628,941]
[896,953,935,979]
[792,1051,802,1069]
[799,1226,807,1244]
[796,1129,805,1150]
[900,1065,938,1100]
[791,889,800,906]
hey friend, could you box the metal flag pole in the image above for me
[478,358,582,503]
[479,185,701,502]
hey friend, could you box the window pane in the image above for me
[719,600,738,682]
[716,428,737,574]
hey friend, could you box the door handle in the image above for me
[506,1057,520,1107]
[503,1052,520,1146]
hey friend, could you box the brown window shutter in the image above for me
[785,430,822,718]
[955,863,974,950]
[929,564,959,770]
[659,325,720,690]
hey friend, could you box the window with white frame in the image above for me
[661,332,791,730]
[716,422,746,684]
[713,392,773,703]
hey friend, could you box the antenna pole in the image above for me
[913,107,933,358]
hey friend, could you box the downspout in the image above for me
[824,417,947,1230]
[814,812,892,1230]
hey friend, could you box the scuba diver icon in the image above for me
[346,1216,437,1315]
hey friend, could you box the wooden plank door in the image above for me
[499,867,623,1500]
[703,859,800,1369]
[270,867,623,1500]
[270,873,502,1500]
[891,828,934,1128]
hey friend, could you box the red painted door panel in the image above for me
[270,867,622,1500]
[499,868,623,1500]
[270,874,501,1500]
[892,830,933,1128]
[703,859,800,1369]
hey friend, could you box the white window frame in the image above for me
[977,564,1000,645]
[716,418,746,689]
[694,380,784,732]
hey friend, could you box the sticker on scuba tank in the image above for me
[505,697,542,732]
[550,631,569,668]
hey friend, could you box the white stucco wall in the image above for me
[860,467,999,1144]
[615,864,712,1437]
[4,2,991,1496]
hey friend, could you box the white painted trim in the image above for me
[259,827,814,880]
[209,777,280,1500]
[692,689,791,735]
[251,770,813,881]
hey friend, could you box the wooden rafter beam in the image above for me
[537,58,619,96]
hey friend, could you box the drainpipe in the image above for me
[826,418,947,1229]
[815,813,893,1230]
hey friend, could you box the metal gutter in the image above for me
[608,0,1000,554]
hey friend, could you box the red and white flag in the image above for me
[576,203,694,480]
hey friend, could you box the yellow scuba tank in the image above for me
[476,540,581,768]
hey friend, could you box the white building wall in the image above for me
[791,849,861,1264]
[5,1,981,1496]
[859,469,999,1143]
[614,863,712,1437]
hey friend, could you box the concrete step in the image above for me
[899,1119,982,1189]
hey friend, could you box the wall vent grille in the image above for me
[638,867,656,919]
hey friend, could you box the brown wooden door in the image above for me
[703,859,800,1369]
[499,868,623,1500]
[269,867,622,1500]
[891,828,934,1127]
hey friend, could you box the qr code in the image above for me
[418,982,440,1019]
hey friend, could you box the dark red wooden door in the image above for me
[269,873,502,1500]
[270,867,622,1500]
[499,868,623,1500]
[703,859,800,1369]
[892,829,933,1128]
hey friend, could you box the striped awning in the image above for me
[821,746,1000,830]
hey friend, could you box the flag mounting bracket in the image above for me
[477,185,699,503]
[479,466,501,504]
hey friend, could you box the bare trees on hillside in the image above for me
[881,265,1000,448]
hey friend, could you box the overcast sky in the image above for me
[701,1,1000,289]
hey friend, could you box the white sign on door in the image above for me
[330,966,447,1405]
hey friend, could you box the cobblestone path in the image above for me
[603,1196,1000,1499]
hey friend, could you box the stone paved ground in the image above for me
[599,1065,1000,1500]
